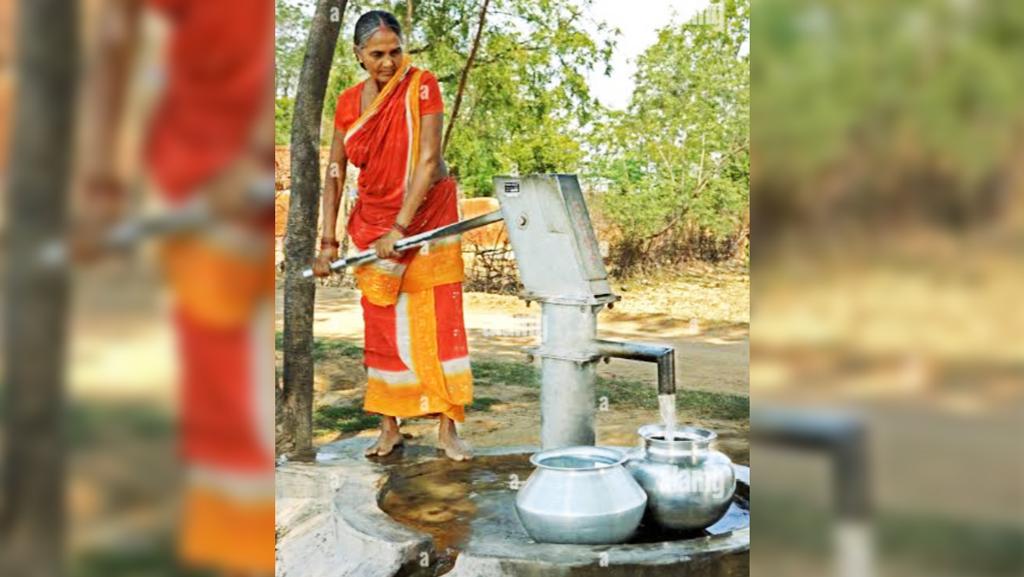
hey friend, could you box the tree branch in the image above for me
[643,138,746,242]
[405,0,413,36]
[443,0,491,153]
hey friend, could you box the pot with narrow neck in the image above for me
[625,424,736,531]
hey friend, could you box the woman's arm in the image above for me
[373,112,444,259]
[396,112,444,229]
[74,0,143,257]
[313,129,348,276]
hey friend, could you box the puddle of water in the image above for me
[378,453,749,575]
[378,454,534,574]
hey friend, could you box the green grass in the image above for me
[73,542,214,577]
[676,389,749,420]
[879,514,1024,576]
[469,396,502,411]
[67,402,175,449]
[313,404,380,434]
[596,375,748,420]
[470,358,539,387]
[312,338,363,360]
[314,396,503,436]
[757,494,1024,576]
[471,357,747,420]
[275,332,363,361]
[0,396,175,450]
[288,337,748,423]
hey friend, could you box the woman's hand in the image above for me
[69,173,126,263]
[374,229,403,260]
[313,247,339,277]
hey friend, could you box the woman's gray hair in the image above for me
[353,10,403,49]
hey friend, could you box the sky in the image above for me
[582,0,713,111]
[289,0,746,112]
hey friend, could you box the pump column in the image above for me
[536,302,601,449]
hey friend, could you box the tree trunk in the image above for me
[442,0,490,153]
[0,1,76,575]
[280,0,346,460]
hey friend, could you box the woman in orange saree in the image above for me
[313,11,472,460]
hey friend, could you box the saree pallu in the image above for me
[341,57,473,422]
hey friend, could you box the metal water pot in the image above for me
[625,424,736,531]
[514,446,647,544]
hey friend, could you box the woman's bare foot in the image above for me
[437,414,472,461]
[364,416,403,457]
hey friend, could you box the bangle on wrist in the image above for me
[391,222,409,236]
[320,238,340,250]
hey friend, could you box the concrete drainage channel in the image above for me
[276,437,749,577]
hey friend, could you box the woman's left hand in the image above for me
[374,229,403,260]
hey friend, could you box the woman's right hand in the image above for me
[312,247,339,277]
[69,173,126,263]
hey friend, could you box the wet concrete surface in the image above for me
[379,452,750,575]
[277,437,749,577]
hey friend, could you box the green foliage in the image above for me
[277,0,752,268]
[275,0,311,147]
[276,0,312,99]
[320,33,363,144]
[588,0,750,271]
[362,0,619,196]
[276,0,617,194]
[276,97,294,145]
[753,0,1024,230]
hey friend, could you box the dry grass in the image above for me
[608,263,750,326]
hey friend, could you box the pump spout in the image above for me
[594,339,676,396]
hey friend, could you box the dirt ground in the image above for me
[277,266,751,464]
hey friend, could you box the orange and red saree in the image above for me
[147,0,275,572]
[336,56,472,422]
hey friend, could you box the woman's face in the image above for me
[357,27,403,86]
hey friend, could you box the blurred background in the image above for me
[2,0,273,576]
[751,1,1022,576]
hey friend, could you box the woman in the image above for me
[81,1,276,574]
[313,10,472,461]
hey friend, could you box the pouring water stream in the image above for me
[657,393,677,441]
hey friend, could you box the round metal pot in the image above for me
[625,424,736,531]
[514,446,647,544]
